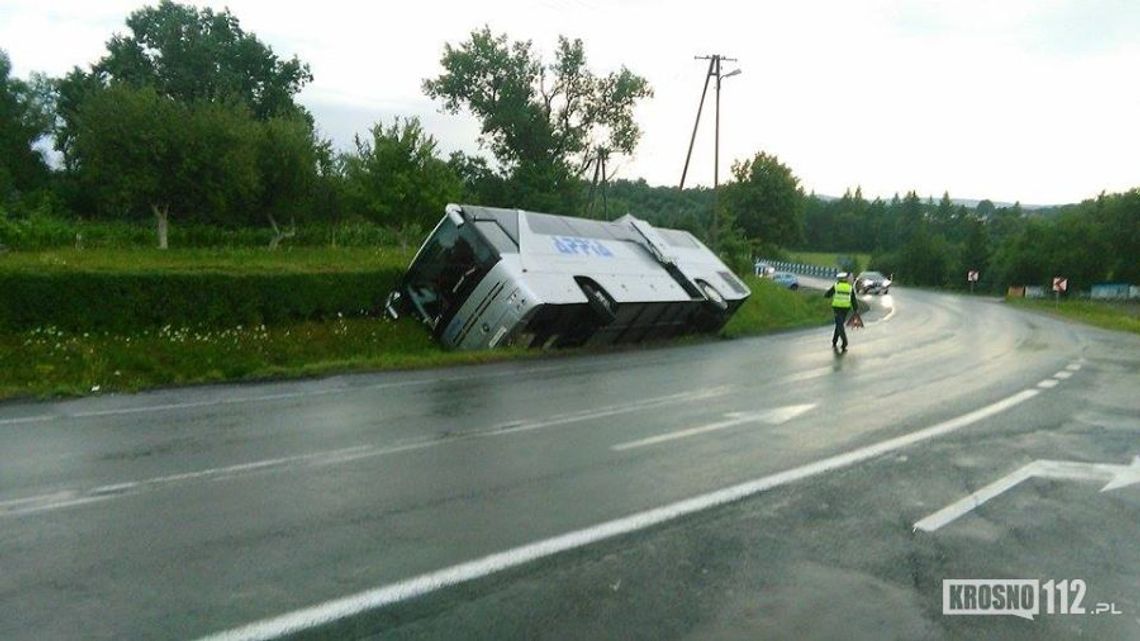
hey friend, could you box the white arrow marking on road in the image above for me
[611,404,816,451]
[914,456,1140,532]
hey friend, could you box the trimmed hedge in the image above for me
[0,215,402,250]
[0,269,404,332]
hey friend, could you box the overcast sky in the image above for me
[2,0,1138,204]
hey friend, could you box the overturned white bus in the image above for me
[385,204,750,350]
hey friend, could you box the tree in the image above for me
[0,50,52,203]
[960,216,989,272]
[340,117,462,242]
[254,114,322,247]
[57,1,326,239]
[448,150,507,206]
[423,27,652,212]
[56,0,314,168]
[72,85,260,247]
[896,190,923,245]
[1092,189,1140,283]
[95,0,310,119]
[721,151,804,247]
[933,190,954,232]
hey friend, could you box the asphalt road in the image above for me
[1,288,1137,641]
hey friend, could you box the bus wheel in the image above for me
[577,278,618,325]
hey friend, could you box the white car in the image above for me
[856,271,891,295]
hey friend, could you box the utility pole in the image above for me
[680,54,740,248]
[585,146,611,220]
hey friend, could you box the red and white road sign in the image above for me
[967,270,979,282]
[1053,277,1068,292]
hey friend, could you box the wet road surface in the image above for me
[1,288,1137,640]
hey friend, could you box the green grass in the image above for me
[0,247,413,274]
[0,272,831,400]
[785,251,872,270]
[1009,298,1140,335]
[0,317,543,399]
[721,276,833,338]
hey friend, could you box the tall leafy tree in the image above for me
[56,0,313,167]
[254,115,322,228]
[1091,189,1140,283]
[72,85,260,247]
[722,151,804,248]
[0,50,53,203]
[58,1,323,241]
[94,0,310,118]
[423,27,652,212]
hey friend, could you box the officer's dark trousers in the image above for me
[832,308,848,348]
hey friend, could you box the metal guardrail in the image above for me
[755,259,840,279]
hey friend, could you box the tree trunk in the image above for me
[152,204,169,250]
[267,213,295,251]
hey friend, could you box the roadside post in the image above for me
[1052,276,1068,306]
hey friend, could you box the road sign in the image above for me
[914,456,1140,532]
[1053,277,1068,292]
[967,270,979,283]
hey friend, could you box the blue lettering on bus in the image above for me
[552,236,614,258]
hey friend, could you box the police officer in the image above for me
[825,272,858,351]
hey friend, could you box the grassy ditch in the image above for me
[1008,298,1140,335]
[722,276,833,338]
[0,253,831,400]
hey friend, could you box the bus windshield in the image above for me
[403,217,497,331]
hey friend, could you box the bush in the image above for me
[0,269,403,332]
[0,215,407,250]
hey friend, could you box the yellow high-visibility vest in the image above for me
[832,281,853,309]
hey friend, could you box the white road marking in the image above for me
[0,415,54,426]
[67,380,435,419]
[784,367,833,383]
[1054,371,1073,379]
[611,404,816,451]
[1066,363,1082,371]
[0,387,730,518]
[1037,379,1059,389]
[881,303,897,323]
[194,388,1040,641]
[914,456,1140,532]
[487,387,732,438]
